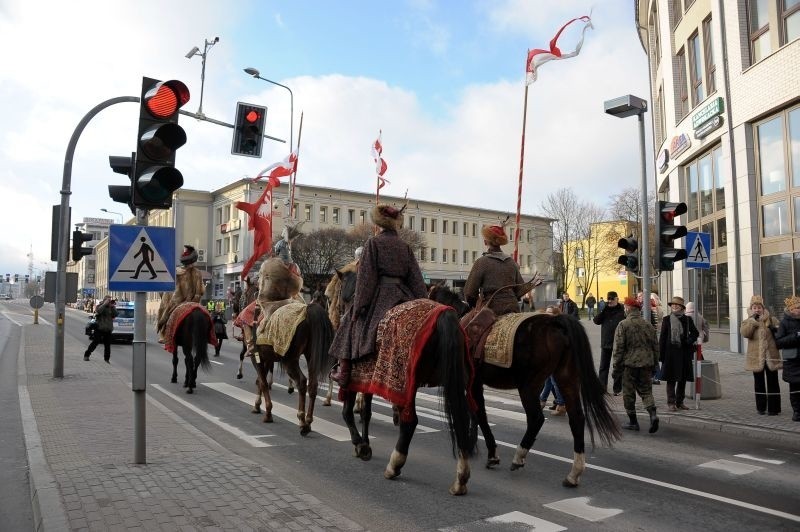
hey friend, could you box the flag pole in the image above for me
[289,111,304,219]
[513,73,530,264]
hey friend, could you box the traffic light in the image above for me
[108,153,135,213]
[617,235,640,275]
[231,102,267,157]
[656,201,688,271]
[133,77,190,209]
[14,274,19,282]
[72,230,94,262]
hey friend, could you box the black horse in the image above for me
[171,306,212,394]
[429,283,620,487]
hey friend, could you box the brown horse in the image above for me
[429,283,620,488]
[242,300,335,435]
[328,269,478,495]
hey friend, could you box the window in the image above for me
[671,0,683,30]
[577,267,585,278]
[232,234,239,253]
[750,0,772,63]
[293,203,299,217]
[688,32,704,108]
[304,204,312,222]
[319,206,327,223]
[452,249,457,263]
[702,17,716,94]
[650,6,661,68]
[215,208,222,225]
[757,116,787,196]
[676,47,689,120]
[442,220,448,234]
[526,255,532,270]
[443,249,448,263]
[784,0,800,43]
[224,237,230,254]
[348,209,355,225]
[761,254,792,319]
[431,248,437,262]
[463,222,468,236]
[360,210,366,225]
[452,221,457,235]
[656,85,667,144]
[215,239,222,256]
[527,229,533,243]
[463,250,469,264]
[431,219,437,233]
[223,205,231,221]
[472,223,477,237]
[409,216,415,230]
[472,251,478,262]
[333,207,340,224]
[763,200,790,237]
[576,248,584,259]
[421,218,427,232]
[420,248,427,262]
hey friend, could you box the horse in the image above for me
[429,283,620,488]
[242,299,335,436]
[169,305,213,394]
[328,268,478,495]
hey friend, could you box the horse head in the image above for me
[428,283,470,318]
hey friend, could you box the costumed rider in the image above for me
[329,204,427,386]
[156,245,205,343]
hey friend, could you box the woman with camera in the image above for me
[740,295,782,416]
[84,296,117,363]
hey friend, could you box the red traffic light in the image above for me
[245,110,260,123]
[143,80,190,118]
[659,201,688,222]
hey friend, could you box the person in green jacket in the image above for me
[84,296,117,363]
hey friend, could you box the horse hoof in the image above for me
[322,398,331,406]
[170,377,177,384]
[288,387,294,395]
[300,425,311,436]
[449,483,468,496]
[562,477,579,488]
[251,407,261,414]
[510,462,524,471]
[384,467,399,480]
[486,457,500,469]
[186,388,193,394]
[263,414,273,423]
[356,444,372,461]
[236,372,243,380]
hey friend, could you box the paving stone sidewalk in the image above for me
[19,323,364,532]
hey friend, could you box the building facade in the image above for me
[637,0,800,351]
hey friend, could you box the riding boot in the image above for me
[331,359,351,387]
[623,412,640,431]
[647,406,659,434]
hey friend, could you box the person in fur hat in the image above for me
[329,204,427,386]
[772,295,800,421]
[156,245,205,343]
[740,295,782,415]
[463,222,528,316]
[658,296,699,411]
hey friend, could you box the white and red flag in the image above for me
[526,15,593,84]
[372,131,389,189]
[256,150,298,183]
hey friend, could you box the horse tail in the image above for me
[194,308,211,372]
[557,315,621,447]
[436,307,478,458]
[305,302,335,381]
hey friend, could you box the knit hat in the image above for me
[750,295,764,307]
[481,225,509,247]
[669,296,685,308]
[370,204,405,230]
[623,296,641,308]
[784,295,800,310]
[180,245,198,266]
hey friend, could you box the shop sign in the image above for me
[657,148,670,173]
[691,97,724,129]
[669,133,692,159]
[694,115,724,140]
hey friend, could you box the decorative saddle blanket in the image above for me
[163,302,217,353]
[233,300,261,330]
[481,313,534,368]
[255,301,307,355]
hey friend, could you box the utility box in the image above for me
[689,360,721,399]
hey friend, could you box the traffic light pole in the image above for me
[133,208,148,464]
[637,113,651,325]
[55,96,138,379]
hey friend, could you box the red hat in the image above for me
[623,296,641,308]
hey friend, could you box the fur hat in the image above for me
[749,295,764,307]
[784,295,800,310]
[623,296,641,308]
[481,225,509,247]
[669,296,686,309]
[180,245,198,266]
[370,204,404,230]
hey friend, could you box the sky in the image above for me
[0,0,651,276]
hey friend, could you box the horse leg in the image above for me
[356,394,373,460]
[472,374,499,468]
[288,378,295,395]
[354,392,363,414]
[322,375,333,406]
[385,401,418,480]
[184,350,194,394]
[236,340,246,379]
[449,451,471,496]
[171,350,178,383]
[284,361,309,435]
[559,382,587,487]
[341,390,369,457]
[510,384,546,471]
[251,352,272,421]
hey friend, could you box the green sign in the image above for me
[692,97,724,129]
[422,272,430,283]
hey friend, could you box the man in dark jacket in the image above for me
[84,296,117,363]
[560,292,579,320]
[593,291,625,394]
[772,294,800,421]
[659,296,699,411]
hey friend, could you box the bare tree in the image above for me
[348,224,427,254]
[608,186,657,275]
[571,203,608,307]
[291,228,360,292]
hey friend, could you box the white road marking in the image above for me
[210,360,224,366]
[151,384,274,448]
[2,311,23,326]
[485,511,566,531]
[698,459,764,475]
[543,496,623,522]
[734,453,784,465]
[482,392,521,406]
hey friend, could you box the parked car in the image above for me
[85,301,135,343]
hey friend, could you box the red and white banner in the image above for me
[373,131,389,189]
[255,150,298,184]
[526,15,593,84]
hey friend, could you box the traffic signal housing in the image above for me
[133,77,190,209]
[231,102,267,158]
[108,153,135,213]
[617,235,640,275]
[656,201,688,271]
[72,230,94,263]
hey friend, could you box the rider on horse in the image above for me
[329,204,427,386]
[157,245,205,344]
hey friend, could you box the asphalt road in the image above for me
[4,298,800,531]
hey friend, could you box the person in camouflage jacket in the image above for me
[612,296,660,433]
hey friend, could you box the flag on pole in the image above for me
[255,150,298,183]
[526,15,593,84]
[372,131,389,189]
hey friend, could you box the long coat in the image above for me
[773,314,800,384]
[463,251,526,316]
[94,300,118,333]
[157,265,204,330]
[329,229,427,362]
[594,303,626,350]
[740,312,782,372]
[658,312,699,382]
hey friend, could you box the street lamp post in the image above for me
[604,94,651,324]
[185,37,220,117]
[100,208,123,224]
[243,67,294,154]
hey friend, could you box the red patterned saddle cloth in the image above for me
[164,302,217,353]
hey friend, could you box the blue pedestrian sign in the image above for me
[685,231,711,270]
[108,225,176,291]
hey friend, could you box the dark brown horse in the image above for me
[170,306,213,394]
[329,269,478,495]
[429,283,620,487]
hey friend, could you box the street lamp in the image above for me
[604,94,651,323]
[243,67,294,153]
[100,208,123,224]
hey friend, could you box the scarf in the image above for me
[669,311,685,346]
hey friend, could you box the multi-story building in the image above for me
[66,217,113,302]
[636,0,800,351]
[94,179,555,316]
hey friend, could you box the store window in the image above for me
[756,107,800,239]
[761,253,793,318]
[687,262,729,328]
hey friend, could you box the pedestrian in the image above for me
[647,292,667,384]
[539,305,566,415]
[593,291,626,395]
[329,204,427,386]
[212,303,228,357]
[585,292,597,320]
[612,296,660,433]
[598,297,606,313]
[658,296,699,411]
[84,296,117,363]
[740,295,782,416]
[685,302,710,346]
[772,295,800,422]
[560,292,579,320]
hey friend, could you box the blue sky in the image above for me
[0,0,650,275]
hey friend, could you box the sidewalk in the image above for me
[18,323,363,531]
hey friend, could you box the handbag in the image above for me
[781,347,798,361]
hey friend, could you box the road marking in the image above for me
[438,511,566,532]
[2,311,23,326]
[734,453,784,465]
[543,496,623,522]
[698,459,764,475]
[151,384,274,447]
[210,360,224,366]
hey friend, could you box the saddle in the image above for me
[163,302,217,353]
[460,304,496,362]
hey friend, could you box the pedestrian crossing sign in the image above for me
[108,225,176,291]
[685,231,711,270]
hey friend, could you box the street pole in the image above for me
[133,208,148,464]
[638,112,651,325]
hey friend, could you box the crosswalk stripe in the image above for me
[543,496,623,522]
[698,459,764,475]
[734,453,784,465]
